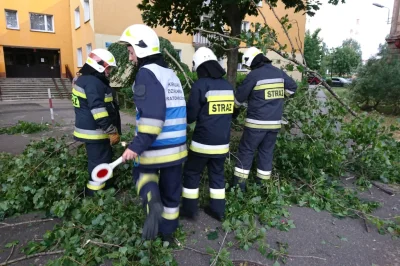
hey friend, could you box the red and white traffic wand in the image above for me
[91,157,123,183]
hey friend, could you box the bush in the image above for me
[326,78,332,86]
[349,45,400,114]
[0,121,49,135]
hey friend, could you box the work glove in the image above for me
[142,193,163,240]
[109,133,120,145]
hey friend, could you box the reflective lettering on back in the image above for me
[208,101,234,115]
[265,88,284,100]
[71,94,80,108]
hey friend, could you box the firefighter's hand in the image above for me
[122,148,138,162]
[109,133,120,145]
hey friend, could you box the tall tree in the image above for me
[331,39,362,77]
[138,0,345,86]
[304,28,324,71]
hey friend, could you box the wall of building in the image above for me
[69,0,95,74]
[0,0,74,77]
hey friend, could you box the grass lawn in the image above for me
[322,87,400,141]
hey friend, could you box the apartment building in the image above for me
[1,0,306,79]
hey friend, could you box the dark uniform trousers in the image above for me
[133,164,182,235]
[234,128,278,190]
[182,153,226,217]
[85,142,113,196]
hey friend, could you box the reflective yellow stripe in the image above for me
[136,174,159,194]
[104,97,113,102]
[257,173,271,180]
[73,131,109,140]
[137,150,187,165]
[93,111,109,120]
[72,88,87,99]
[138,125,162,135]
[162,211,179,220]
[207,95,235,102]
[234,171,249,179]
[190,145,229,155]
[86,183,105,190]
[244,122,281,129]
[254,83,284,90]
[182,192,199,199]
[210,189,225,199]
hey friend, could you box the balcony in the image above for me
[192,31,229,48]
[193,32,212,47]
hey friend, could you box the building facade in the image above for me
[1,0,305,79]
[387,0,400,55]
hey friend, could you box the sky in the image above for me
[306,0,394,60]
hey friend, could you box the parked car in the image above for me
[307,75,324,85]
[331,77,351,87]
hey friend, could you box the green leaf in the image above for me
[337,235,348,242]
[119,246,128,255]
[207,231,218,241]
[5,240,19,248]
[321,240,326,245]
[273,261,281,266]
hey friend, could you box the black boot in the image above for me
[180,207,198,221]
[142,193,163,240]
[232,176,246,192]
[204,206,224,222]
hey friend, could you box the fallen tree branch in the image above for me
[174,239,210,256]
[0,250,64,266]
[210,231,229,266]
[266,1,296,58]
[0,219,54,229]
[30,141,80,175]
[251,0,284,50]
[283,254,327,261]
[5,245,15,265]
[83,239,122,249]
[163,48,193,88]
[371,181,395,196]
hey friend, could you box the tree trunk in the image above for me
[227,48,239,87]
[224,6,242,88]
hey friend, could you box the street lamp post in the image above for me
[373,3,392,24]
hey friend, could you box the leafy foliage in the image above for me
[1,82,399,265]
[304,28,325,71]
[326,39,362,77]
[349,44,400,114]
[0,121,49,135]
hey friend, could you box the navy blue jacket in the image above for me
[187,77,234,158]
[72,75,119,143]
[235,63,297,130]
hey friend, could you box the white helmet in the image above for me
[192,47,218,71]
[119,24,160,58]
[85,49,117,73]
[242,47,263,67]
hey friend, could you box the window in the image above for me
[105,42,112,48]
[84,0,90,22]
[175,49,182,60]
[30,13,54,32]
[5,10,19,29]
[86,43,92,55]
[74,7,80,29]
[241,21,250,32]
[77,48,83,67]
[257,0,263,7]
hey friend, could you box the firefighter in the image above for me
[72,49,121,196]
[233,47,297,191]
[181,47,233,221]
[118,24,187,242]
